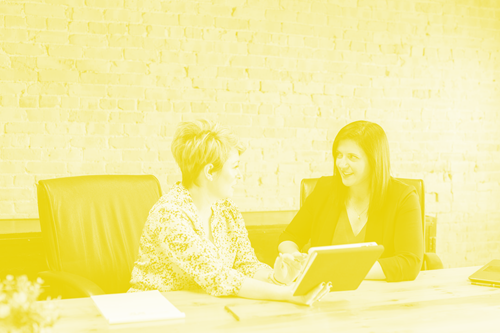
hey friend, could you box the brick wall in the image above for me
[0,0,499,268]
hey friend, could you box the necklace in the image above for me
[345,200,370,220]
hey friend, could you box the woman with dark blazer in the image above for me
[278,121,424,282]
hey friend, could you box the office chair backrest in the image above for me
[37,175,162,294]
[300,177,425,229]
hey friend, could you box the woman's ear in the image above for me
[203,164,214,181]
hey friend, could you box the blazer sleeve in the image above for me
[156,207,247,297]
[278,178,328,250]
[378,190,424,282]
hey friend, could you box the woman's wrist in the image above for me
[269,271,286,286]
[275,284,294,302]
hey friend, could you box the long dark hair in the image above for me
[331,120,391,215]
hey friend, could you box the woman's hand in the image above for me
[273,252,309,285]
[286,281,332,306]
[236,275,331,306]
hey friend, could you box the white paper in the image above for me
[91,290,185,325]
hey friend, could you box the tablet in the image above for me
[469,260,500,288]
[291,242,385,296]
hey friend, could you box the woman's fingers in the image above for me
[287,260,303,272]
[305,281,332,306]
[274,252,310,286]
[274,256,298,285]
[283,252,306,261]
[281,253,306,270]
[305,282,326,306]
[293,252,308,260]
[316,282,332,302]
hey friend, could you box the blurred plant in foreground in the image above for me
[0,275,59,333]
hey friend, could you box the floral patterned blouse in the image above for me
[128,183,271,296]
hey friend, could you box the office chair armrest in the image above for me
[424,252,444,270]
[38,271,105,298]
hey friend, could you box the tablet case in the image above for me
[292,244,385,296]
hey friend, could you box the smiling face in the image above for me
[334,139,372,189]
[207,149,242,200]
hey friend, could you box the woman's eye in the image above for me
[348,155,358,160]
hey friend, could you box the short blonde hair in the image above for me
[171,120,245,188]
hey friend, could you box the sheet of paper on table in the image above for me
[91,290,185,325]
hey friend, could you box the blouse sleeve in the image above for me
[155,207,247,297]
[378,190,424,282]
[225,201,272,277]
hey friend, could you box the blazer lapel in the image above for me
[365,206,385,245]
[314,188,342,246]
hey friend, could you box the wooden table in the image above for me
[46,266,500,333]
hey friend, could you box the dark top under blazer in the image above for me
[279,176,424,282]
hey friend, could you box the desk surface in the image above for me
[47,266,500,333]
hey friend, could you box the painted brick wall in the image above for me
[0,0,499,268]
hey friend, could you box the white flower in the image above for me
[12,291,29,306]
[0,275,59,330]
[0,304,10,318]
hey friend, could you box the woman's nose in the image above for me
[336,157,346,168]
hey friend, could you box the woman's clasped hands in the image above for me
[273,252,308,285]
[273,252,331,306]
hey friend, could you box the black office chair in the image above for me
[300,177,444,270]
[37,175,162,298]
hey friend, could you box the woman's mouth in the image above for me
[340,170,353,177]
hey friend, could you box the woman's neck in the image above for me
[186,184,217,217]
[346,182,371,205]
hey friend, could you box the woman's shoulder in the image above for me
[150,183,193,214]
[218,199,241,220]
[298,176,337,207]
[387,177,419,200]
[214,199,246,232]
[144,183,198,232]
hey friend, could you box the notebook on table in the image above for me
[292,242,385,296]
[91,290,185,325]
[468,260,500,288]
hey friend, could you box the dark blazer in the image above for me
[279,176,424,282]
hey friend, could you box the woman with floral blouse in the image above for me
[129,119,330,306]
